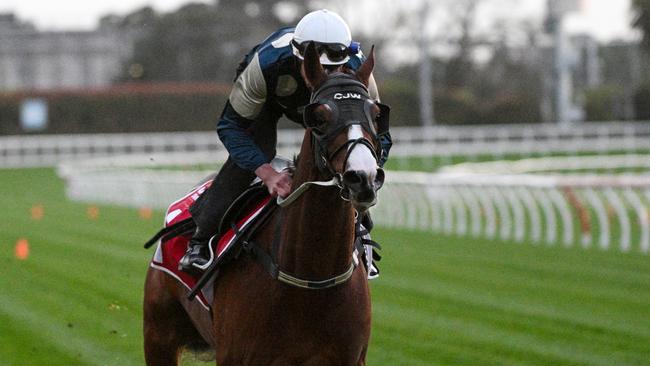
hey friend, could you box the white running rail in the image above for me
[56,153,650,255]
[371,171,650,254]
[3,121,650,168]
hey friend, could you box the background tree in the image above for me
[110,1,305,83]
[631,0,650,119]
[102,0,549,125]
[443,0,480,91]
[632,0,650,49]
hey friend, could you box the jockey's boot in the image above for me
[358,212,380,279]
[179,229,212,275]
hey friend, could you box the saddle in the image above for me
[145,158,292,308]
[147,178,276,310]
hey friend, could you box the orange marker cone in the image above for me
[31,204,44,220]
[87,206,100,220]
[139,207,153,220]
[15,238,30,260]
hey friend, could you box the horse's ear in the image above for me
[356,45,375,87]
[301,42,327,91]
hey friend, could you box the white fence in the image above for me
[371,155,650,254]
[373,170,650,254]
[57,153,225,209]
[390,121,650,158]
[3,121,650,168]
[56,151,650,255]
[0,130,301,168]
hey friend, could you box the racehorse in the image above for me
[143,42,386,365]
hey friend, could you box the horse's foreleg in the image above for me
[143,268,187,366]
[356,346,368,366]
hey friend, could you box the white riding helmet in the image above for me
[292,9,352,65]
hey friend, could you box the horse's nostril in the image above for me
[343,170,364,186]
[343,170,378,206]
[375,168,385,187]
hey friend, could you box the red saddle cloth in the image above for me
[150,180,271,311]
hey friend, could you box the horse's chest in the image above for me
[214,277,370,365]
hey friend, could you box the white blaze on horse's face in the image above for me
[346,125,378,181]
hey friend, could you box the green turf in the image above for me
[1,168,649,365]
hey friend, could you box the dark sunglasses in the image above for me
[292,40,349,63]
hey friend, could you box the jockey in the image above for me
[179,9,392,275]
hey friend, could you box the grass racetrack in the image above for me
[1,168,650,365]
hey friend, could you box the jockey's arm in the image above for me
[217,52,292,197]
[217,102,292,197]
[216,103,268,171]
[217,51,273,172]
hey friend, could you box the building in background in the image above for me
[0,13,134,91]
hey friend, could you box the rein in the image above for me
[276,175,341,207]
[276,136,379,208]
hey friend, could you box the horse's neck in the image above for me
[280,186,355,277]
[277,134,355,278]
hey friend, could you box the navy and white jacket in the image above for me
[217,27,392,171]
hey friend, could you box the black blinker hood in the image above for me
[305,73,376,138]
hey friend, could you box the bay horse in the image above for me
[143,42,387,365]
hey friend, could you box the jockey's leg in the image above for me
[179,158,255,274]
[180,114,278,275]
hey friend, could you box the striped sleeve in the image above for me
[229,52,267,120]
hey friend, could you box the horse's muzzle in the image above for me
[341,168,384,211]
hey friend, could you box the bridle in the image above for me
[306,73,386,182]
[277,73,389,207]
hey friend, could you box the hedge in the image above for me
[0,83,230,135]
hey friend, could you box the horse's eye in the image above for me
[373,104,381,117]
[315,104,333,123]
